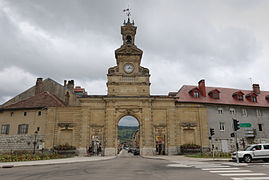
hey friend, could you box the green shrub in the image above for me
[0,152,71,162]
[53,143,76,150]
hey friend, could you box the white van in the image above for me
[232,144,269,163]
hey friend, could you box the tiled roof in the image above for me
[176,85,269,107]
[1,91,65,110]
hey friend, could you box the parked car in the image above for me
[232,144,269,163]
[133,148,140,155]
[128,148,134,153]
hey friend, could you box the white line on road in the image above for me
[232,177,269,180]
[202,168,240,170]
[210,170,252,173]
[220,173,267,176]
[167,164,191,167]
[195,165,231,168]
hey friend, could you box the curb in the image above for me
[0,156,116,168]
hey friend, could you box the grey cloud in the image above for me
[0,0,268,104]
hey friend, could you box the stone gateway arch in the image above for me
[0,19,210,156]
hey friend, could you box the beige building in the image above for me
[0,19,210,156]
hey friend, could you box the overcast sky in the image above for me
[0,0,269,105]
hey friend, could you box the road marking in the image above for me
[195,165,231,168]
[210,170,252,173]
[232,177,269,180]
[202,168,240,170]
[167,164,191,167]
[220,173,267,176]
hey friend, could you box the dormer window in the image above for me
[246,92,258,103]
[232,91,244,101]
[208,89,220,99]
[189,87,200,98]
[266,95,269,101]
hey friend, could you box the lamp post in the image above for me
[33,130,38,154]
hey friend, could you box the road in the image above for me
[1,150,269,180]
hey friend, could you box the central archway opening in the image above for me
[118,115,140,155]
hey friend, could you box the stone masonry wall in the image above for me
[0,135,45,153]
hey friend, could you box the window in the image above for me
[1,125,10,134]
[24,112,27,116]
[213,92,219,99]
[238,95,243,101]
[38,111,41,116]
[252,145,261,151]
[10,112,14,117]
[194,91,199,98]
[218,108,223,114]
[256,109,262,117]
[264,145,269,150]
[258,124,263,131]
[229,108,235,115]
[18,124,28,134]
[219,122,225,131]
[126,35,132,44]
[252,96,257,102]
[242,109,247,116]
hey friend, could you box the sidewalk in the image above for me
[142,155,248,166]
[0,156,116,168]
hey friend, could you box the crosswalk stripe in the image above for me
[232,177,269,180]
[167,164,191,167]
[202,168,240,170]
[195,165,231,168]
[210,170,252,173]
[220,173,267,176]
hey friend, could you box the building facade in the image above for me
[176,80,269,152]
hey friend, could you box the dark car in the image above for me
[133,148,140,155]
[128,148,133,153]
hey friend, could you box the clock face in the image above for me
[124,63,134,73]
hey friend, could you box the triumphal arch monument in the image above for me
[44,18,209,156]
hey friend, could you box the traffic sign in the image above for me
[240,123,252,127]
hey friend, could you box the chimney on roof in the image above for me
[253,84,260,94]
[198,79,206,97]
[64,91,70,106]
[67,80,74,91]
[64,80,67,87]
[35,78,43,95]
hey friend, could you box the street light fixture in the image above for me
[33,128,39,154]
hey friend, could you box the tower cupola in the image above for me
[121,18,136,45]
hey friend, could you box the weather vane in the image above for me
[123,7,131,18]
[123,7,134,25]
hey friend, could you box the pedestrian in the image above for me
[97,145,102,156]
[88,146,93,156]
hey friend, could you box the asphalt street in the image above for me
[1,150,269,180]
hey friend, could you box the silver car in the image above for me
[232,144,269,163]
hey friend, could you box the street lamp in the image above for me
[33,128,39,154]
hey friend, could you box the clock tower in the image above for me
[107,19,150,96]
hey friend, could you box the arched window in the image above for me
[126,35,132,44]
